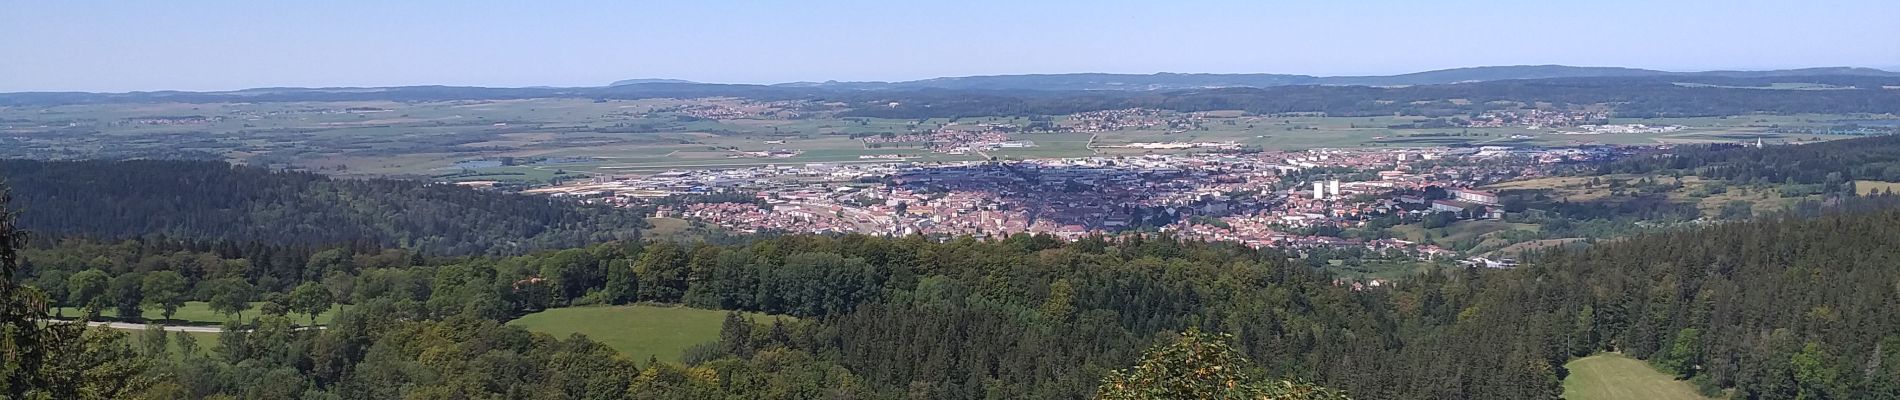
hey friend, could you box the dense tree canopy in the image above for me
[13,194,1899,399]
[0,159,649,255]
[835,78,1900,119]
[1606,135,1900,188]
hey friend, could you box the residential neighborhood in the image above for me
[526,144,1643,260]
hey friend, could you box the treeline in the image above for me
[22,238,412,318]
[1604,135,1900,190]
[646,192,770,209]
[0,159,650,255]
[835,78,1900,119]
[8,226,1430,398]
[1504,194,1900,398]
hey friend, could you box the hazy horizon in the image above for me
[11,64,1900,93]
[5,0,1899,92]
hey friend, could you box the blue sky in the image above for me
[3,0,1897,92]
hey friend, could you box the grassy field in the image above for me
[54,301,345,326]
[169,330,222,354]
[641,217,736,243]
[1079,113,1878,151]
[91,327,222,355]
[1327,259,1450,281]
[1563,353,1713,400]
[1485,238,1587,258]
[1389,220,1540,248]
[1674,82,1855,90]
[1486,174,1809,219]
[1857,180,1900,196]
[506,304,786,363]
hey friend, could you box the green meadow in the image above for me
[506,304,787,363]
[1563,353,1714,400]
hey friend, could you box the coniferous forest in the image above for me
[4,158,1899,398]
[0,159,650,255]
[1604,134,1900,185]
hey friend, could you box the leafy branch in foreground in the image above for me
[1098,329,1348,400]
[1,188,149,399]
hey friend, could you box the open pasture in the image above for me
[1562,353,1713,400]
[506,304,787,363]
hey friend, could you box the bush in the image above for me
[678,342,726,366]
[570,290,611,307]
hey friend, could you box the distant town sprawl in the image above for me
[519,144,1654,262]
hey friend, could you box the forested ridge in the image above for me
[1605,134,1900,187]
[0,159,648,255]
[1514,196,1900,398]
[836,77,1900,119]
[7,192,1900,398]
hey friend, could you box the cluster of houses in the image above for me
[1464,109,1609,129]
[519,144,1646,268]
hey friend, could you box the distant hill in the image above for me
[776,72,1318,91]
[609,78,699,86]
[1322,65,1670,86]
[1684,67,1900,78]
[7,66,1900,108]
[756,65,1900,91]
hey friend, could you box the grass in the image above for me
[506,304,787,363]
[53,301,345,326]
[1389,220,1539,247]
[1857,180,1900,196]
[104,328,223,356]
[1563,353,1714,400]
[1486,175,1810,219]
[436,165,576,183]
[170,330,222,354]
[1484,238,1587,258]
[1328,259,1448,281]
[641,217,732,243]
[1487,176,1616,202]
[643,217,693,238]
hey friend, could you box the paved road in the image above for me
[85,321,226,333]
[66,320,323,333]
